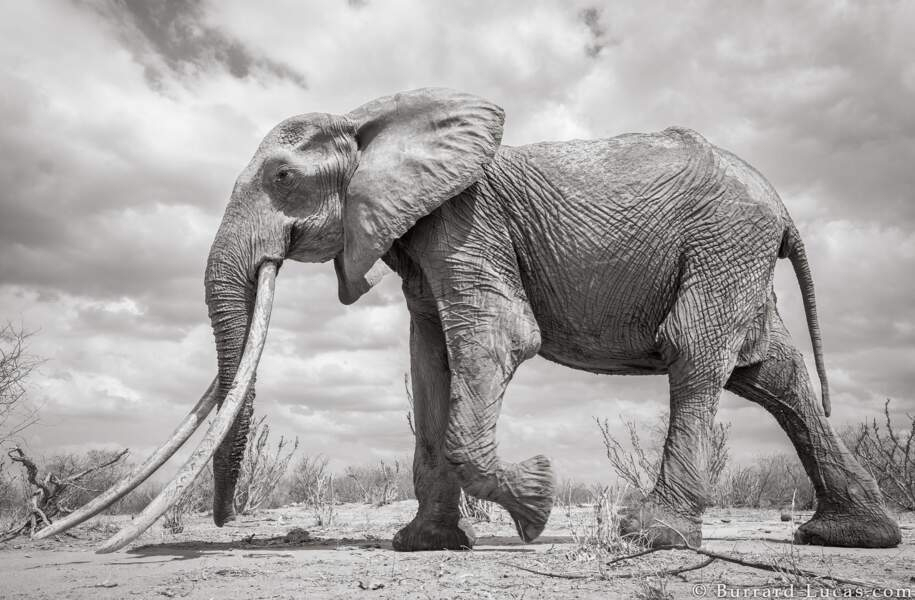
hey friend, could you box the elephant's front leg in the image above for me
[392,308,476,551]
[438,286,555,543]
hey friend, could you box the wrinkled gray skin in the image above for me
[205,88,900,550]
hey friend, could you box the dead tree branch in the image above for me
[1,446,128,541]
[500,555,714,581]
[606,544,882,588]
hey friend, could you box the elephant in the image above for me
[41,88,901,552]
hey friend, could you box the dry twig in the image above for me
[851,399,915,510]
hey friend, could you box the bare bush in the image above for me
[596,413,730,501]
[233,415,299,515]
[291,455,335,526]
[716,453,814,509]
[846,398,915,511]
[597,418,659,497]
[557,478,595,507]
[0,461,27,530]
[564,485,644,564]
[341,459,411,506]
[0,322,42,445]
[635,576,674,600]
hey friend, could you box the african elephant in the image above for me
[42,88,900,552]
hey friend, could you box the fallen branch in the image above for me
[500,555,715,581]
[502,540,885,588]
[606,544,882,588]
[0,446,128,541]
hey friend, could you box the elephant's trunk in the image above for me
[206,254,255,525]
[204,198,287,525]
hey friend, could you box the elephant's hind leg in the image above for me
[725,315,900,548]
[621,323,736,547]
[622,250,770,548]
[393,308,476,552]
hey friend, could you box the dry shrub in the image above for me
[336,459,413,505]
[233,415,298,515]
[845,398,915,511]
[635,576,674,600]
[290,455,335,526]
[596,413,730,503]
[564,485,644,563]
[0,323,42,446]
[716,453,815,509]
[0,463,27,530]
[557,478,594,506]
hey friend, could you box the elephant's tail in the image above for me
[780,223,831,417]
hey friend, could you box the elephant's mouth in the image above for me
[32,261,280,553]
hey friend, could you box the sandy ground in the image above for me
[0,502,912,599]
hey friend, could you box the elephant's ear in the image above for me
[334,88,504,304]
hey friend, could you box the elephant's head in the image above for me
[38,88,504,551]
[204,89,504,524]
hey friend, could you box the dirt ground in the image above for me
[0,502,912,599]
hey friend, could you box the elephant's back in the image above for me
[512,127,721,215]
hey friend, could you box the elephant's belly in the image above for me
[538,347,668,375]
[535,326,668,375]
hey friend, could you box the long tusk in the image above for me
[96,262,277,554]
[33,378,219,540]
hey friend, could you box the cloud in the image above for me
[0,0,912,485]
[90,0,308,91]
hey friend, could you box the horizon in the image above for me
[1,0,913,486]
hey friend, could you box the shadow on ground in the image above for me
[125,534,573,560]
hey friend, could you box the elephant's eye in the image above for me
[275,168,294,186]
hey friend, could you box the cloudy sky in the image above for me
[1,0,913,485]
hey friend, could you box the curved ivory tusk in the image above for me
[33,378,219,540]
[96,262,277,554]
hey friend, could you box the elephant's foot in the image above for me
[213,505,236,527]
[498,455,555,543]
[619,498,702,548]
[794,507,900,548]
[392,517,476,552]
